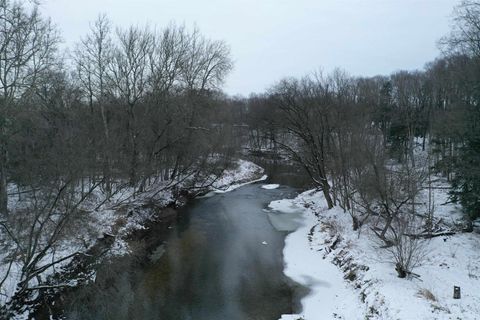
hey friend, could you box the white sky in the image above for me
[40,0,456,96]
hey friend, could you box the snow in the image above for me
[269,192,364,320]
[212,174,267,193]
[211,159,266,193]
[262,184,280,190]
[273,179,480,320]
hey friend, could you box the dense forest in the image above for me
[0,0,480,318]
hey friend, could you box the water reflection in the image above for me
[62,184,301,320]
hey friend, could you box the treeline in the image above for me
[228,0,480,277]
[236,1,480,221]
[0,7,236,210]
[237,53,479,215]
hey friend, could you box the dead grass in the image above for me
[417,288,437,302]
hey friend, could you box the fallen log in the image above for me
[405,231,456,239]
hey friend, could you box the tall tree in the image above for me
[271,75,335,208]
[109,25,154,185]
[74,14,114,193]
[0,0,59,214]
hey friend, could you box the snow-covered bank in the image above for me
[270,196,363,320]
[197,159,266,197]
[270,181,480,320]
[212,159,266,192]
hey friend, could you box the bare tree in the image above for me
[0,178,103,299]
[385,215,427,278]
[0,0,60,214]
[74,14,114,193]
[440,0,480,57]
[74,14,113,108]
[149,23,188,95]
[271,75,335,208]
[179,26,233,92]
[110,26,154,109]
[109,25,154,185]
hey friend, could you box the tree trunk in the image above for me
[321,179,334,209]
[100,104,111,195]
[0,127,7,214]
[0,158,7,214]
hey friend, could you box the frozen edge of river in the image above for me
[269,193,362,320]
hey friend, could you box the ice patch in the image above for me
[261,184,280,190]
[268,199,302,214]
[267,211,304,232]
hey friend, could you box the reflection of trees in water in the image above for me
[238,247,294,320]
[63,229,218,319]
[63,186,299,320]
[65,256,140,319]
[253,159,311,189]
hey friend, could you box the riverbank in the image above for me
[272,179,480,320]
[0,159,266,318]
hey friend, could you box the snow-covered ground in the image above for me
[197,159,266,197]
[0,159,265,311]
[270,178,480,320]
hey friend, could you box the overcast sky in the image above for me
[40,0,456,96]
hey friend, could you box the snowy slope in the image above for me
[270,182,480,320]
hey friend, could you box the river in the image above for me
[53,163,309,320]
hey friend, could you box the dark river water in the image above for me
[58,163,309,320]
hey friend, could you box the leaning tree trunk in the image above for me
[0,141,7,214]
[0,160,7,214]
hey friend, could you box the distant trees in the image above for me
[254,43,479,224]
[255,68,443,276]
[236,4,480,275]
[71,19,234,192]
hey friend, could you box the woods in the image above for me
[0,0,238,311]
[221,1,480,278]
[0,0,479,318]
